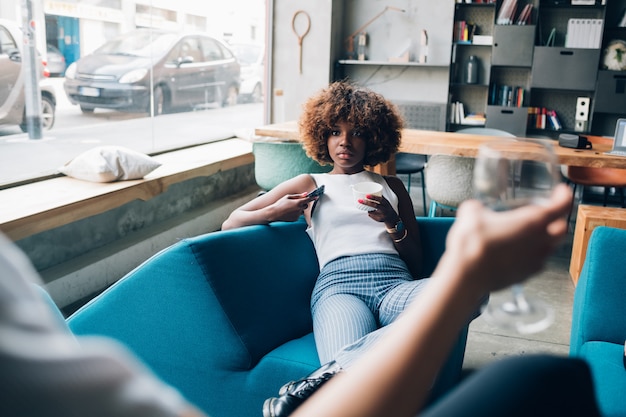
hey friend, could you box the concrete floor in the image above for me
[399,172,577,372]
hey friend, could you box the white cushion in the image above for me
[58,146,161,183]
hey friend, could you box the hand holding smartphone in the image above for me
[305,185,325,199]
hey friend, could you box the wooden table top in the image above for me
[255,121,626,169]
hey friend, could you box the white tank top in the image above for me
[307,171,399,269]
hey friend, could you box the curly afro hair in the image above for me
[299,81,404,167]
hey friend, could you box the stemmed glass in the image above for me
[473,138,561,334]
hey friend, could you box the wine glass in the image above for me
[473,138,561,334]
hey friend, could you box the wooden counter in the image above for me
[255,122,626,170]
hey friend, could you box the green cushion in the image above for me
[253,141,331,190]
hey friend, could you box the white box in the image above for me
[472,35,493,46]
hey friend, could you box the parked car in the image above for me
[46,43,66,76]
[230,43,264,103]
[0,18,56,132]
[64,29,240,115]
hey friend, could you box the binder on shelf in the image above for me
[565,19,604,48]
[515,4,533,25]
[496,0,518,25]
[589,19,603,49]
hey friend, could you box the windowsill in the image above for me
[0,138,254,241]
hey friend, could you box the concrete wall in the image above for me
[16,164,259,309]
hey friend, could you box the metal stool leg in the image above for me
[428,201,438,217]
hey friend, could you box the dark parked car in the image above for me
[64,29,240,115]
[0,18,56,132]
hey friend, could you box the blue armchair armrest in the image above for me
[570,226,626,417]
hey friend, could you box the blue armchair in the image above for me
[570,226,626,417]
[68,217,466,417]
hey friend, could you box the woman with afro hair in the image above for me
[223,81,461,416]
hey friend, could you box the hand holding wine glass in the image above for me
[473,138,562,334]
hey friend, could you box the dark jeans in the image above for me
[420,355,600,417]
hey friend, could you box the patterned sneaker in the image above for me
[262,361,341,417]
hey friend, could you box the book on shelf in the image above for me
[450,101,486,126]
[528,107,562,131]
[489,84,525,107]
[463,113,487,125]
[454,21,476,43]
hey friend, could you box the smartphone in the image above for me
[305,185,325,199]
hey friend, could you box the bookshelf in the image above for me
[590,0,626,136]
[448,1,535,136]
[329,1,625,137]
[447,0,626,138]
[448,2,496,131]
[529,0,606,137]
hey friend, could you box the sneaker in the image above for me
[262,361,342,417]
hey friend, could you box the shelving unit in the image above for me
[448,3,496,131]
[448,1,539,136]
[331,1,625,138]
[590,0,626,136]
[528,1,606,137]
[446,0,626,138]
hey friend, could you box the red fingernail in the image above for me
[366,194,373,199]
[358,199,364,204]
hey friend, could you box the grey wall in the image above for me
[269,1,340,123]
[268,0,455,123]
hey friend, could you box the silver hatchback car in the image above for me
[0,18,57,132]
[64,29,240,115]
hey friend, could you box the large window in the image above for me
[0,0,267,186]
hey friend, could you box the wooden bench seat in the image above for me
[0,139,253,241]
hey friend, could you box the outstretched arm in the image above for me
[221,174,318,230]
[293,183,572,417]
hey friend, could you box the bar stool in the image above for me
[395,152,428,216]
[563,166,626,225]
[563,135,626,226]
[426,127,515,217]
